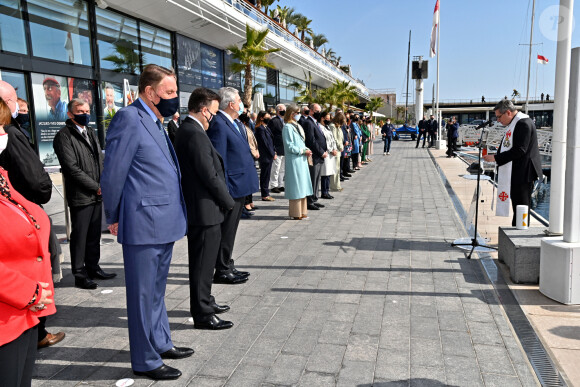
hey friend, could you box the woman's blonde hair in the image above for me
[284,104,300,123]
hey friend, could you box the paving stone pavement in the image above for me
[35,139,539,386]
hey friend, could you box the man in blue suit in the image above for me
[101,65,192,381]
[207,87,259,284]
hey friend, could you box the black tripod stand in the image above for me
[451,126,498,259]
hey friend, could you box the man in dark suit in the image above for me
[268,104,286,193]
[207,87,259,284]
[416,115,428,148]
[298,105,309,127]
[427,114,438,148]
[302,103,328,210]
[53,99,116,290]
[174,88,235,330]
[255,111,276,200]
[167,112,180,144]
[101,65,192,381]
[484,99,542,226]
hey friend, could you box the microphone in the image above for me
[475,120,493,129]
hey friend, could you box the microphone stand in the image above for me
[451,123,497,259]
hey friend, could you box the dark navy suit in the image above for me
[101,99,187,372]
[255,124,276,197]
[302,116,327,204]
[207,111,258,274]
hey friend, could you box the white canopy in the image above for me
[251,92,265,113]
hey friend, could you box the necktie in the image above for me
[235,120,247,141]
[156,120,176,167]
[81,129,89,142]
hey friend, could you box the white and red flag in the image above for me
[430,0,440,58]
[537,54,549,64]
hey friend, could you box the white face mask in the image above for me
[0,134,8,154]
[293,114,300,122]
[10,99,19,119]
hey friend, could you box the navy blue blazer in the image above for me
[101,99,187,245]
[267,115,285,155]
[302,116,327,165]
[207,111,259,199]
[255,124,276,163]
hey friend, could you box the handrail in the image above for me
[222,0,369,97]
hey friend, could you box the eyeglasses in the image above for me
[496,112,506,121]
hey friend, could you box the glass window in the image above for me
[96,7,140,74]
[27,0,92,65]
[201,43,223,89]
[1,70,27,100]
[176,34,202,87]
[140,22,172,69]
[0,0,27,54]
[224,52,241,91]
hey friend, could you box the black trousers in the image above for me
[428,131,437,147]
[69,202,102,279]
[188,224,220,321]
[321,175,330,195]
[416,130,427,147]
[351,152,359,168]
[308,163,322,204]
[446,135,457,156]
[342,155,351,173]
[0,325,38,387]
[215,196,244,274]
[259,160,273,197]
[511,181,534,227]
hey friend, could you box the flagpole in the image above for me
[525,0,536,114]
[435,0,442,149]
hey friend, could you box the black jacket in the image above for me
[174,117,235,226]
[267,115,285,156]
[53,119,103,207]
[0,122,52,205]
[418,119,428,131]
[255,124,276,163]
[427,119,438,132]
[167,119,179,145]
[302,116,327,165]
[495,116,542,185]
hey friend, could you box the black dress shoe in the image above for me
[314,202,325,208]
[232,268,250,277]
[160,346,194,359]
[242,208,254,216]
[270,187,281,193]
[213,272,248,284]
[321,194,333,199]
[87,268,117,280]
[134,364,182,380]
[344,173,352,177]
[194,315,234,330]
[210,302,230,314]
[75,278,98,290]
[279,187,285,192]
[307,204,320,210]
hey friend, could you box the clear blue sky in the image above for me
[282,0,580,102]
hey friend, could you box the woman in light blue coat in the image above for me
[282,104,313,219]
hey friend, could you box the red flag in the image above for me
[537,54,549,64]
[430,0,440,58]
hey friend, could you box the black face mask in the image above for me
[153,92,180,117]
[304,109,310,116]
[15,113,29,127]
[279,110,286,117]
[73,113,90,127]
[313,112,322,121]
[324,120,331,126]
[263,118,271,125]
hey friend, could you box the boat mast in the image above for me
[525,0,536,114]
[405,30,411,124]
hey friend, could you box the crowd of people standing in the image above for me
[0,64,384,383]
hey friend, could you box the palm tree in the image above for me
[294,71,315,104]
[294,15,313,42]
[310,33,328,51]
[317,83,340,111]
[331,80,359,111]
[365,97,385,120]
[276,6,292,28]
[285,9,302,29]
[102,39,143,74]
[325,48,336,61]
[227,24,281,107]
[261,0,278,15]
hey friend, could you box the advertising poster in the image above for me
[201,43,223,90]
[101,81,123,134]
[31,73,69,166]
[176,34,202,87]
[68,78,97,125]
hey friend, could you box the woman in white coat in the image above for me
[319,111,338,199]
